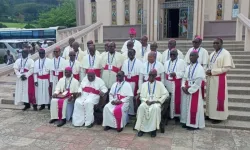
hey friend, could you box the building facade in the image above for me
[76,0,250,41]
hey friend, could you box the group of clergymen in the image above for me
[13,28,235,138]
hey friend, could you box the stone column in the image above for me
[130,0,137,25]
[224,0,233,20]
[240,0,250,17]
[245,29,250,51]
[146,0,151,40]
[98,25,104,43]
[153,0,158,41]
[76,0,85,26]
[96,0,111,25]
[117,0,125,25]
[84,0,92,25]
[150,0,154,41]
[200,0,205,38]
[236,18,243,41]
[193,0,198,37]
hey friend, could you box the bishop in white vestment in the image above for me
[181,50,205,129]
[121,28,142,54]
[164,49,186,119]
[50,67,79,127]
[121,49,143,115]
[62,37,82,59]
[34,49,52,110]
[83,40,101,56]
[13,49,37,111]
[103,71,133,132]
[72,70,108,127]
[143,42,163,63]
[135,69,169,137]
[206,38,235,124]
[137,36,150,62]
[65,51,82,81]
[162,39,184,64]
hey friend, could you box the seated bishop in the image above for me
[102,71,133,132]
[49,67,79,127]
[135,69,169,138]
[72,69,108,127]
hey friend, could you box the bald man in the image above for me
[143,42,163,63]
[162,39,184,64]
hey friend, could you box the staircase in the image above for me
[1,40,250,130]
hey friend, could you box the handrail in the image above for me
[57,24,90,33]
[0,22,103,77]
[236,14,250,51]
[237,14,250,30]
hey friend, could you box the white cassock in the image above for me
[65,60,82,82]
[121,58,143,115]
[102,81,133,129]
[206,49,235,120]
[72,77,108,126]
[180,62,205,128]
[164,59,186,119]
[143,51,163,63]
[184,47,209,70]
[83,49,101,56]
[81,54,102,78]
[139,61,165,89]
[162,49,184,64]
[13,58,36,105]
[34,58,52,105]
[50,77,79,120]
[135,81,169,132]
[62,46,82,60]
[101,52,125,89]
[122,44,151,62]
[50,57,67,93]
[121,40,142,54]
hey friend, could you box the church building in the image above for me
[76,0,249,41]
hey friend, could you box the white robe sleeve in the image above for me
[160,73,165,84]
[175,61,186,79]
[138,73,143,93]
[54,79,62,94]
[14,69,22,78]
[121,96,130,103]
[99,80,108,93]
[34,73,38,82]
[158,83,168,104]
[81,68,85,79]
[121,41,128,54]
[187,78,203,94]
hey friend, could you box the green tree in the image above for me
[0,0,9,16]
[38,0,76,28]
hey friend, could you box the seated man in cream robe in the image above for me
[102,42,124,90]
[139,52,164,86]
[206,38,235,124]
[162,39,184,64]
[65,51,82,81]
[135,69,169,137]
[103,71,133,132]
[84,40,101,56]
[49,67,79,127]
[121,28,142,54]
[137,35,150,62]
[72,69,108,127]
[181,50,205,130]
[143,42,163,63]
[164,49,185,120]
[34,49,52,110]
[82,44,102,78]
[121,49,143,115]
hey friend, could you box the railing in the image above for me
[56,25,90,41]
[236,14,250,51]
[0,22,103,77]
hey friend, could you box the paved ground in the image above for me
[0,109,249,150]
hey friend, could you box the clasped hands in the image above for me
[111,100,122,105]
[182,87,190,95]
[206,70,212,76]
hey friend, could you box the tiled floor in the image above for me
[0,108,249,150]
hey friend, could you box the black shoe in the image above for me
[137,131,144,137]
[57,119,66,127]
[47,104,50,110]
[151,130,157,138]
[33,105,37,111]
[117,128,123,132]
[186,127,198,131]
[86,123,94,128]
[205,116,211,120]
[39,105,45,111]
[49,119,57,124]
[211,120,222,124]
[182,124,188,128]
[104,126,111,131]
[22,103,30,111]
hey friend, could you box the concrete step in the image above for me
[228,86,250,95]
[229,69,250,74]
[228,102,250,112]
[229,110,250,121]
[235,64,250,69]
[231,55,250,59]
[227,80,250,87]
[227,74,250,80]
[233,59,250,64]
[206,120,250,130]
[228,94,250,103]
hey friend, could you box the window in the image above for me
[0,43,7,49]
[91,0,97,23]
[111,0,117,25]
[124,0,130,24]
[216,0,223,20]
[232,0,239,18]
[137,0,143,24]
[44,30,56,38]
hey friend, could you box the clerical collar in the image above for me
[129,58,135,62]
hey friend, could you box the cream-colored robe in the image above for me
[122,44,151,62]
[206,49,235,120]
[184,47,209,70]
[50,77,79,120]
[81,54,102,77]
[143,51,163,63]
[62,46,83,59]
[72,77,108,126]
[83,49,101,56]
[162,49,184,64]
[65,60,82,82]
[135,81,169,132]
[121,40,142,54]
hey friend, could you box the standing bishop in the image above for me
[13,48,37,111]
[162,39,184,64]
[84,40,101,56]
[121,28,142,54]
[65,51,82,81]
[49,67,79,127]
[72,69,108,127]
[138,36,150,62]
[135,69,169,137]
[164,49,186,120]
[143,42,163,63]
[62,37,75,59]
[181,50,205,129]
[34,49,52,110]
[103,71,133,132]
[121,49,143,115]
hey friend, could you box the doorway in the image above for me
[167,9,179,38]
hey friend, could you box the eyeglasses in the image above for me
[53,51,60,53]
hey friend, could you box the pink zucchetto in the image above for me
[129,28,136,35]
[65,66,72,71]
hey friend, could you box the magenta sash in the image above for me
[125,75,139,96]
[53,71,64,81]
[23,69,36,104]
[216,73,226,111]
[166,74,182,115]
[113,94,126,130]
[185,81,199,125]
[85,69,101,77]
[58,90,71,120]
[104,64,120,74]
[73,74,80,81]
[82,87,100,95]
